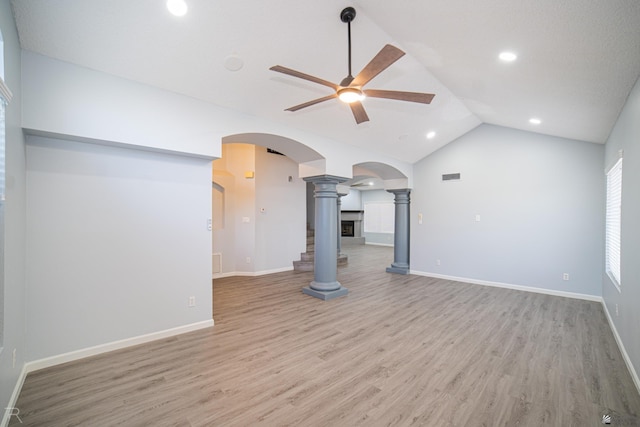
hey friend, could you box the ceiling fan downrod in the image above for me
[340,7,357,86]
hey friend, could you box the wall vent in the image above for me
[442,173,461,181]
[267,148,285,156]
[213,253,222,274]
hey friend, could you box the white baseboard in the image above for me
[409,270,602,302]
[213,266,293,279]
[601,301,640,395]
[365,242,394,247]
[24,319,214,374]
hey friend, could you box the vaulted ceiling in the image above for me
[10,0,640,164]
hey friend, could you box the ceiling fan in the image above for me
[270,7,435,124]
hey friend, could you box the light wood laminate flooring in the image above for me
[11,245,640,426]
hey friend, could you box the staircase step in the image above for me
[293,260,314,272]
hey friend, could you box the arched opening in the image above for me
[340,162,411,274]
[212,133,326,279]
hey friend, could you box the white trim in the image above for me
[409,270,602,302]
[365,242,394,247]
[24,319,213,374]
[0,77,12,104]
[213,266,294,279]
[1,364,28,427]
[601,301,640,395]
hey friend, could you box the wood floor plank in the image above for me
[10,245,640,426]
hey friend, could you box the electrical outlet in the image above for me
[563,273,569,281]
[188,296,196,307]
[615,304,619,317]
[475,214,481,222]
[12,349,16,369]
[436,259,441,266]
[246,257,251,264]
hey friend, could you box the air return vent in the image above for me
[442,173,461,181]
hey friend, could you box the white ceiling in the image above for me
[10,0,640,164]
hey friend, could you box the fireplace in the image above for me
[340,210,365,245]
[341,220,355,237]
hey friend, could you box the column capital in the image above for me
[303,175,349,185]
[387,188,411,204]
[386,188,411,195]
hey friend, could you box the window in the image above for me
[0,29,9,345]
[364,202,394,234]
[605,157,622,290]
[0,83,5,346]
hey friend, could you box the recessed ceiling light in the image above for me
[426,131,436,139]
[167,0,188,16]
[529,118,541,125]
[499,51,517,62]
[224,54,244,71]
[368,182,374,186]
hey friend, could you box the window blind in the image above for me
[605,157,622,288]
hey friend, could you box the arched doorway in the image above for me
[341,162,411,274]
[212,133,325,279]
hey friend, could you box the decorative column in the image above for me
[386,189,411,275]
[303,175,349,300]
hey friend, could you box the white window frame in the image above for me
[0,75,8,348]
[605,156,622,291]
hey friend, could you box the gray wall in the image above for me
[603,76,640,384]
[411,124,604,297]
[340,189,362,211]
[0,0,27,416]
[25,136,213,361]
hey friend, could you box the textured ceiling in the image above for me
[10,0,640,164]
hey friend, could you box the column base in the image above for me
[302,286,349,300]
[386,265,409,275]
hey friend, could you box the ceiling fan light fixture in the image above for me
[338,87,365,103]
[166,0,188,16]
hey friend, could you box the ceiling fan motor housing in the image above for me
[340,7,356,23]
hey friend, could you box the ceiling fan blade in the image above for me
[364,89,435,104]
[270,65,338,90]
[285,94,338,112]
[351,44,405,88]
[349,101,370,124]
